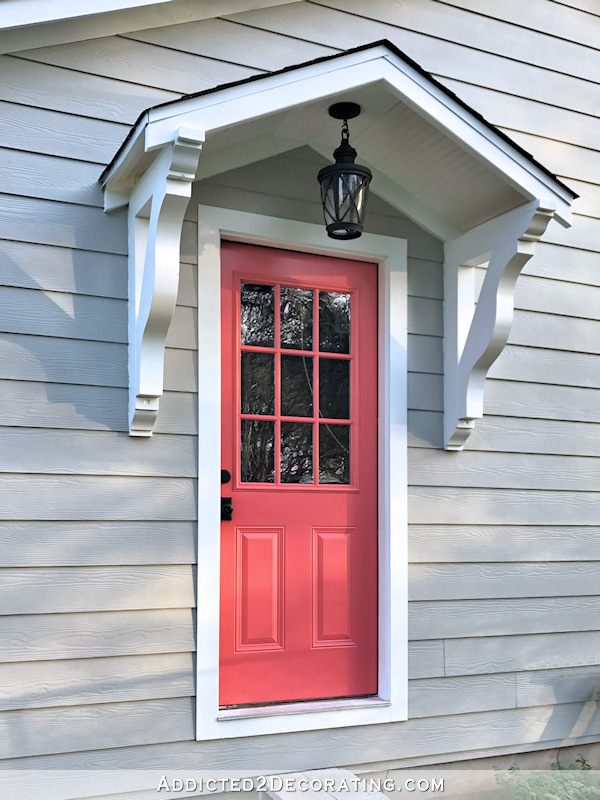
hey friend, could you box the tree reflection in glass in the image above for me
[319,292,350,353]
[319,424,350,484]
[241,420,275,482]
[281,422,313,483]
[241,283,274,346]
[281,287,313,350]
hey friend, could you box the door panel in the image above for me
[220,242,378,707]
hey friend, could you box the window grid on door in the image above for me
[238,280,353,486]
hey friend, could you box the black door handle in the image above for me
[221,497,233,521]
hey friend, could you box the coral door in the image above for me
[219,242,378,707]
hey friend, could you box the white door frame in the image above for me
[195,204,407,740]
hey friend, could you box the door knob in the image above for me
[221,497,233,521]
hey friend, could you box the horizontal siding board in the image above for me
[0,428,196,476]
[409,597,600,639]
[467,415,600,457]
[409,524,600,563]
[0,289,126,341]
[125,17,334,70]
[166,306,197,350]
[407,334,442,374]
[0,240,126,298]
[408,258,443,300]
[516,665,600,708]
[164,348,197,393]
[527,242,600,286]
[514,274,600,321]
[0,652,194,711]
[484,379,600,423]
[0,149,103,206]
[177,264,198,308]
[0,566,195,615]
[20,37,259,94]
[0,697,195,759]
[0,54,177,123]
[0,381,196,435]
[0,475,196,520]
[407,640,445,679]
[1,704,599,775]
[509,310,600,355]
[0,521,196,566]
[408,409,443,449]
[0,195,127,254]
[409,563,600,601]
[446,631,600,676]
[0,100,128,163]
[408,373,443,412]
[409,448,600,491]
[507,130,600,190]
[408,298,442,337]
[408,674,516,718]
[0,333,127,387]
[0,608,195,663]
[409,486,600,525]
[231,0,600,85]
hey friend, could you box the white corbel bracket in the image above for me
[126,129,204,435]
[444,199,556,450]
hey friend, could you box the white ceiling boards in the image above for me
[101,40,576,446]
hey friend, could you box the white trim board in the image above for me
[195,205,408,740]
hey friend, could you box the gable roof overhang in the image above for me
[100,40,577,445]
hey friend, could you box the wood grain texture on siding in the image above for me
[0,608,195,663]
[0,697,195,759]
[125,16,335,70]
[507,129,600,189]
[516,665,600,708]
[0,475,196,519]
[445,631,600,676]
[0,195,127,254]
[0,54,177,123]
[509,309,600,355]
[409,597,600,640]
[0,240,126,298]
[1,703,599,775]
[529,242,600,286]
[19,36,260,95]
[0,428,196,476]
[467,414,600,457]
[409,448,600,491]
[409,563,600,601]
[0,100,128,163]
[409,524,600,563]
[0,566,194,615]
[408,674,516,718]
[0,381,196,435]
[0,521,196,566]
[484,379,600,424]
[0,333,127,387]
[0,652,194,711]
[0,287,126,341]
[408,640,445,679]
[410,486,600,525]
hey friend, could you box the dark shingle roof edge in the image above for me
[100,38,578,200]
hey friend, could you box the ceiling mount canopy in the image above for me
[101,40,576,444]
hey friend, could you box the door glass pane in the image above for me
[319,291,350,353]
[281,422,313,483]
[281,355,313,417]
[319,358,350,419]
[241,352,274,414]
[241,420,275,482]
[281,287,313,350]
[241,283,275,347]
[319,424,350,484]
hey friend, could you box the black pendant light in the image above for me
[318,102,372,240]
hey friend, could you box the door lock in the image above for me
[221,497,233,521]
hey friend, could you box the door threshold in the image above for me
[218,695,389,721]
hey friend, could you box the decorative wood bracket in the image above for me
[126,129,204,436]
[444,199,556,450]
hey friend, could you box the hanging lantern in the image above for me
[317,102,372,240]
